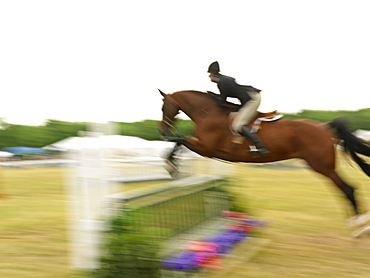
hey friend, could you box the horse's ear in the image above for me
[158,88,166,97]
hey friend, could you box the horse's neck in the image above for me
[175,92,215,122]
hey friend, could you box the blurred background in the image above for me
[1,1,370,277]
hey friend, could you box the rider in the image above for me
[207,61,270,157]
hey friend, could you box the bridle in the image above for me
[162,95,180,130]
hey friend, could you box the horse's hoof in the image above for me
[352,225,370,238]
[165,160,179,178]
[165,159,178,170]
[348,212,370,229]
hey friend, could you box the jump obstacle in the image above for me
[67,124,236,269]
[66,122,262,276]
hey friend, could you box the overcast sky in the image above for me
[1,0,369,126]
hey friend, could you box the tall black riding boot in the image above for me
[239,126,270,157]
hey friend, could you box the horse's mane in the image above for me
[172,90,215,104]
[172,90,241,112]
[173,90,206,95]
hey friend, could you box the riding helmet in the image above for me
[208,61,220,74]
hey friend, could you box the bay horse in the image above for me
[158,89,370,234]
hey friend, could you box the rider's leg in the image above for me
[239,125,270,156]
[232,91,261,132]
[232,92,270,157]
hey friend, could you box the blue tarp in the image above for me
[1,147,47,155]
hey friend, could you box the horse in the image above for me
[158,89,370,235]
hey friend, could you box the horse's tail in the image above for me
[329,117,370,177]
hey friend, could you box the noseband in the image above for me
[162,95,180,129]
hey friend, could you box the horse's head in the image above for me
[158,89,180,137]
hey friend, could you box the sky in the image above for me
[1,0,370,126]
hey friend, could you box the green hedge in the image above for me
[1,109,370,149]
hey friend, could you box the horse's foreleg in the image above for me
[182,137,214,158]
[164,141,183,177]
[165,141,183,160]
[163,137,214,177]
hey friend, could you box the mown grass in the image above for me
[1,156,370,277]
[204,158,370,278]
[0,168,69,278]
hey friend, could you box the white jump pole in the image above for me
[67,121,117,270]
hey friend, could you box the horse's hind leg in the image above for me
[324,170,358,216]
[305,156,370,237]
[304,157,359,216]
[327,174,370,237]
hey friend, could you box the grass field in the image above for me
[1,157,370,278]
[208,159,370,278]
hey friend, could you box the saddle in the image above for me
[229,111,282,134]
[206,90,283,136]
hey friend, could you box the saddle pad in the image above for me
[230,114,283,143]
[250,114,283,132]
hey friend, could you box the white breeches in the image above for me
[232,91,261,133]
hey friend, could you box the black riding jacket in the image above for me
[217,74,261,105]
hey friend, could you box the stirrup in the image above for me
[248,145,270,157]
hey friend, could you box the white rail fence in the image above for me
[66,123,236,270]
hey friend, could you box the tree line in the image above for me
[0,108,369,149]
